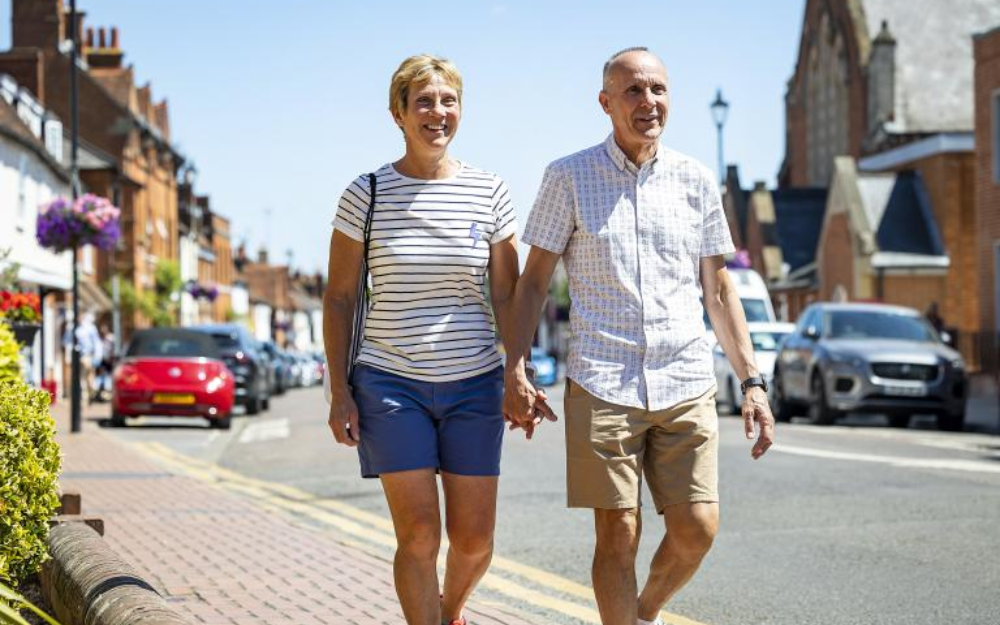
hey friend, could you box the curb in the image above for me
[41,523,191,625]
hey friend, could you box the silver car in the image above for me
[772,303,967,430]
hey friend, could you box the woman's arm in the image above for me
[323,229,365,446]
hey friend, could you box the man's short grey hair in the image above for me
[602,46,649,89]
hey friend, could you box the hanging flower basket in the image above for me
[36,194,121,252]
[186,282,219,302]
[1,290,42,345]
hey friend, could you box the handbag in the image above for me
[324,173,376,404]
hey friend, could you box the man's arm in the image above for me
[502,246,561,428]
[700,255,774,459]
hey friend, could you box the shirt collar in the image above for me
[604,134,661,175]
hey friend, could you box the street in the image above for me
[100,383,1000,625]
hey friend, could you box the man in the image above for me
[503,47,775,625]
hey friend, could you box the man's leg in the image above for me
[593,507,642,625]
[637,502,719,621]
[381,469,442,625]
[440,473,498,622]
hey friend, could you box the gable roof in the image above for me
[874,170,945,256]
[772,188,828,272]
[858,0,1000,133]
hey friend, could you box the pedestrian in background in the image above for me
[503,47,775,625]
[322,54,553,625]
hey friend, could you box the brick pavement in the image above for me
[48,403,535,625]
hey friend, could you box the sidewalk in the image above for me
[48,402,534,625]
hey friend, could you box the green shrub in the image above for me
[0,323,20,385]
[0,323,61,587]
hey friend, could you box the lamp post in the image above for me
[69,0,82,433]
[710,88,729,185]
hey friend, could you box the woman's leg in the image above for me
[381,468,442,625]
[440,473,498,622]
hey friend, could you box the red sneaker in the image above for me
[445,619,467,625]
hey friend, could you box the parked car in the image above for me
[530,347,558,387]
[191,324,271,415]
[772,303,967,430]
[259,341,292,395]
[112,328,235,429]
[714,321,795,414]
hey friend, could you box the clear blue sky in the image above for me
[1,0,806,273]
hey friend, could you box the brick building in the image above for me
[0,0,185,335]
[178,180,235,325]
[974,26,1000,373]
[780,0,1000,188]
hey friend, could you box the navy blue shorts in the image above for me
[350,364,505,478]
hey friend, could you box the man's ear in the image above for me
[598,91,611,115]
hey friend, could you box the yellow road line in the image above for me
[134,442,710,625]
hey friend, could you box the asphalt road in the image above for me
[104,382,1000,625]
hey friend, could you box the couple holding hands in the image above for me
[323,47,775,625]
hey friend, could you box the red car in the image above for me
[112,328,235,429]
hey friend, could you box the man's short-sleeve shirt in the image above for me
[522,135,734,410]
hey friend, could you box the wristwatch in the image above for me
[740,376,768,395]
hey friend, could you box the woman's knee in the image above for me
[396,512,442,561]
[446,524,495,559]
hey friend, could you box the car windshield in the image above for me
[827,311,936,341]
[750,331,790,352]
[206,333,241,352]
[127,334,218,358]
[741,299,771,322]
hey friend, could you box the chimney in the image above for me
[85,24,124,69]
[85,27,94,48]
[866,20,896,136]
[258,248,269,264]
[13,0,66,50]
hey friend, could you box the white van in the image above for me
[702,268,777,329]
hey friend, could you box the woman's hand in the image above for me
[328,387,361,446]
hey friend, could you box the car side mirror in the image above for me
[804,326,820,341]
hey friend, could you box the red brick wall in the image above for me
[975,29,1000,345]
[819,212,855,301]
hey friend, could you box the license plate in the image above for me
[884,385,928,397]
[153,393,196,405]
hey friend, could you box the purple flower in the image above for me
[36,194,121,252]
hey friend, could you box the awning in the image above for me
[77,281,113,313]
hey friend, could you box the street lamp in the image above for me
[710,88,729,184]
[69,0,82,433]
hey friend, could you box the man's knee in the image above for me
[594,508,641,561]
[666,504,718,562]
[396,511,442,561]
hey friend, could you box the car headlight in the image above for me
[950,358,965,370]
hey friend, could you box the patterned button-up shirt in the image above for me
[523,135,735,410]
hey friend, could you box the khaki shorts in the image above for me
[564,379,719,513]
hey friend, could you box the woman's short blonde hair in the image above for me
[389,54,463,120]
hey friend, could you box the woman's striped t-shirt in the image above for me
[333,162,517,382]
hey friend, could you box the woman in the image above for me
[323,54,523,625]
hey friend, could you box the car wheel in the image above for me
[210,414,232,430]
[936,410,965,432]
[246,396,261,415]
[110,412,127,427]
[262,395,271,411]
[807,371,838,426]
[772,371,795,422]
[888,414,911,429]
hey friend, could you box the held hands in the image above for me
[742,386,775,459]
[328,387,361,447]
[503,366,558,440]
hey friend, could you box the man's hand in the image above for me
[504,368,558,439]
[741,386,774,459]
[328,388,361,447]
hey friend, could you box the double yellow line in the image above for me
[133,441,709,625]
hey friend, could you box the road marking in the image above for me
[237,418,290,444]
[772,443,1000,474]
[134,442,711,625]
